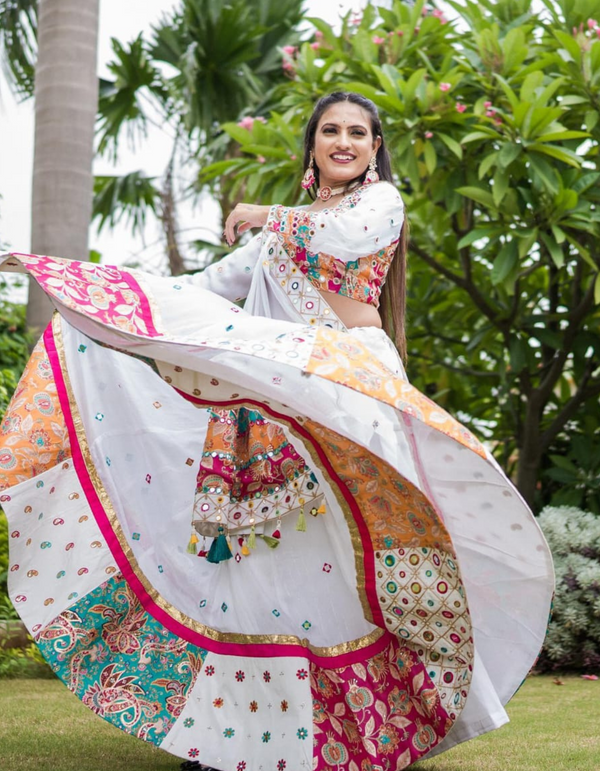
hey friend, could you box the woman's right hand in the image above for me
[224,204,271,246]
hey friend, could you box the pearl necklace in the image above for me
[317,180,361,202]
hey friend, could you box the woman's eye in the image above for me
[323,127,336,134]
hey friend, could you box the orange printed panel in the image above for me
[0,337,71,490]
[307,327,486,459]
[305,421,453,553]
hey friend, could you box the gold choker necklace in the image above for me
[317,180,361,202]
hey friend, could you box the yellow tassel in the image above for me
[317,502,326,515]
[187,532,199,554]
[248,525,256,549]
[241,543,250,556]
[296,507,306,532]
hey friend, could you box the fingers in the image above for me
[224,204,248,246]
[224,209,238,246]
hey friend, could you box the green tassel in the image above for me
[296,507,306,532]
[206,526,233,564]
[259,534,281,549]
[248,525,256,549]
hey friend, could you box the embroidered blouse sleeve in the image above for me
[265,182,404,262]
[186,232,262,302]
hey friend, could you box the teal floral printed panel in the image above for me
[36,574,207,745]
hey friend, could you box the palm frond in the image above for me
[0,0,38,97]
[97,35,170,160]
[92,172,161,235]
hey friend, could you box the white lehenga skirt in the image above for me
[0,252,553,771]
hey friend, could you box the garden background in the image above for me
[0,0,599,768]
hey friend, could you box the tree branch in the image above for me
[540,372,600,452]
[537,273,597,404]
[409,351,500,378]
[411,243,503,329]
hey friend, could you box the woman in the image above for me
[0,92,552,771]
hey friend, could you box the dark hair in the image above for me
[302,92,408,361]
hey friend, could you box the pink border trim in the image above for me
[45,323,387,665]
[13,252,161,338]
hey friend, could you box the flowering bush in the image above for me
[538,505,600,672]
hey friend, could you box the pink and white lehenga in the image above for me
[0,182,553,770]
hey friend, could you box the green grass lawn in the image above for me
[0,675,598,771]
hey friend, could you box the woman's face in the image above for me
[313,102,381,190]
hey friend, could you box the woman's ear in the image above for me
[373,135,382,153]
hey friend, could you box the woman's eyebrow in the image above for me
[320,122,368,129]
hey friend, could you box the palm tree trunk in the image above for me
[27,0,99,335]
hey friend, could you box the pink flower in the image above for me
[282,60,295,72]
[256,116,266,123]
[310,42,320,49]
[282,45,297,56]
[425,131,433,138]
[484,101,492,108]
[588,19,598,29]
[397,30,404,36]
[495,116,503,125]
[433,9,448,23]
[315,30,324,40]
[485,109,496,117]
[372,36,386,44]
[238,116,254,130]
[414,26,421,34]
[439,82,451,91]
[351,15,362,25]
[257,156,266,164]
[289,154,297,160]
[456,102,467,113]
[422,6,429,15]
[597,28,600,38]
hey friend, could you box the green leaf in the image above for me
[457,227,501,249]
[424,140,437,174]
[479,151,499,179]
[493,168,509,206]
[530,326,561,349]
[549,454,578,474]
[437,132,463,159]
[493,74,520,110]
[498,142,522,169]
[520,71,544,102]
[509,336,529,373]
[564,233,596,270]
[491,239,518,285]
[535,130,589,142]
[585,110,599,131]
[462,130,500,144]
[528,153,559,193]
[529,143,581,168]
[455,186,496,209]
[540,232,564,268]
[595,274,600,304]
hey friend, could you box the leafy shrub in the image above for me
[0,641,55,679]
[538,505,600,672]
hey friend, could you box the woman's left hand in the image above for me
[224,204,271,246]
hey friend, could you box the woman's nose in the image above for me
[336,131,351,148]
